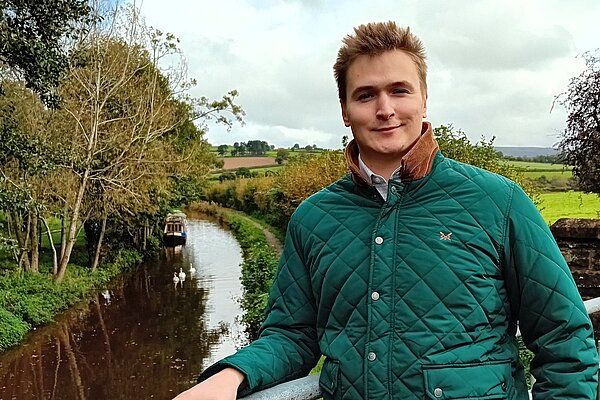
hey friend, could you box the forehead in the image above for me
[345,50,421,91]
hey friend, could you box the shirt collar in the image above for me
[358,155,402,185]
[345,121,439,187]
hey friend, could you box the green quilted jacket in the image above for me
[200,151,598,399]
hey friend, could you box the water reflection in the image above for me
[0,219,245,400]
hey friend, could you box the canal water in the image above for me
[0,219,245,400]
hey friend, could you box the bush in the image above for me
[226,214,279,338]
[0,308,30,350]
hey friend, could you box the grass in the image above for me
[521,170,573,180]
[247,165,284,174]
[506,161,572,180]
[537,191,600,225]
[506,160,571,171]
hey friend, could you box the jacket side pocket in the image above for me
[319,358,340,399]
[423,360,511,399]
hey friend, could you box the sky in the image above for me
[135,0,600,150]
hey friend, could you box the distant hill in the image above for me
[495,146,558,158]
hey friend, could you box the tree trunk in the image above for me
[41,217,58,275]
[60,206,68,261]
[12,212,32,272]
[91,214,107,272]
[29,213,39,273]
[56,171,89,282]
[142,218,148,251]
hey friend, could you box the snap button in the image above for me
[390,186,397,194]
[374,236,384,245]
[367,352,376,361]
[371,291,380,301]
[433,387,443,397]
[373,177,383,184]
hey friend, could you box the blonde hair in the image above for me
[333,21,427,102]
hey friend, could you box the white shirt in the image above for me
[358,155,402,200]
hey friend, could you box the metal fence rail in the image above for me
[242,297,600,399]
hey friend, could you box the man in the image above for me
[175,21,598,399]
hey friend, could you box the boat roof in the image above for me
[166,211,187,222]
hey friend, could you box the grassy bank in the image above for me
[0,249,141,351]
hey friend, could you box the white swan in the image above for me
[173,272,180,285]
[178,268,186,281]
[101,289,111,305]
[189,263,196,274]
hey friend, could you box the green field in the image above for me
[521,170,573,179]
[247,165,284,174]
[507,161,568,171]
[537,191,600,225]
[505,161,572,179]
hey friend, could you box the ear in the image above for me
[422,91,428,119]
[341,101,351,127]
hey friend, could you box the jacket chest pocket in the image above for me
[423,360,511,399]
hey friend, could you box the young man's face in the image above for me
[341,50,427,170]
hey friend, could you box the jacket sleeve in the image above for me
[197,218,320,396]
[503,184,598,399]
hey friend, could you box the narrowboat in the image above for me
[163,211,187,246]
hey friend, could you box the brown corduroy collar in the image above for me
[344,121,439,186]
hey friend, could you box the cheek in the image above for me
[347,107,371,125]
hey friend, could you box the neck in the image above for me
[345,121,439,185]
[359,146,415,180]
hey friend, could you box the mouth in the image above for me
[373,125,401,133]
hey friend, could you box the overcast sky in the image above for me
[136,0,600,149]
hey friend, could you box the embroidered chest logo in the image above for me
[440,232,453,241]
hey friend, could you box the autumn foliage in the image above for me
[205,124,530,231]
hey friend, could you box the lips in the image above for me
[373,125,401,133]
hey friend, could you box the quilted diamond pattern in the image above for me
[198,153,598,400]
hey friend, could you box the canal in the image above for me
[0,219,245,400]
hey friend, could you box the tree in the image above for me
[0,0,94,271]
[434,124,531,198]
[48,3,242,280]
[0,81,63,273]
[0,0,94,105]
[235,168,253,178]
[557,50,600,194]
[276,148,289,161]
[246,140,269,156]
[342,135,349,147]
[217,144,229,156]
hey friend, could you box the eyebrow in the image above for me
[350,80,416,98]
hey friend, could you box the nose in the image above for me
[376,95,395,120]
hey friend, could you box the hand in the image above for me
[172,368,246,400]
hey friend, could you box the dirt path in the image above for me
[251,221,283,257]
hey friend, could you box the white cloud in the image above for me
[135,0,600,148]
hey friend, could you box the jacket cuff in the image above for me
[197,360,253,397]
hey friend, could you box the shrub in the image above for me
[0,308,29,350]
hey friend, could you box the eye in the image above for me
[356,91,374,101]
[392,87,409,95]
